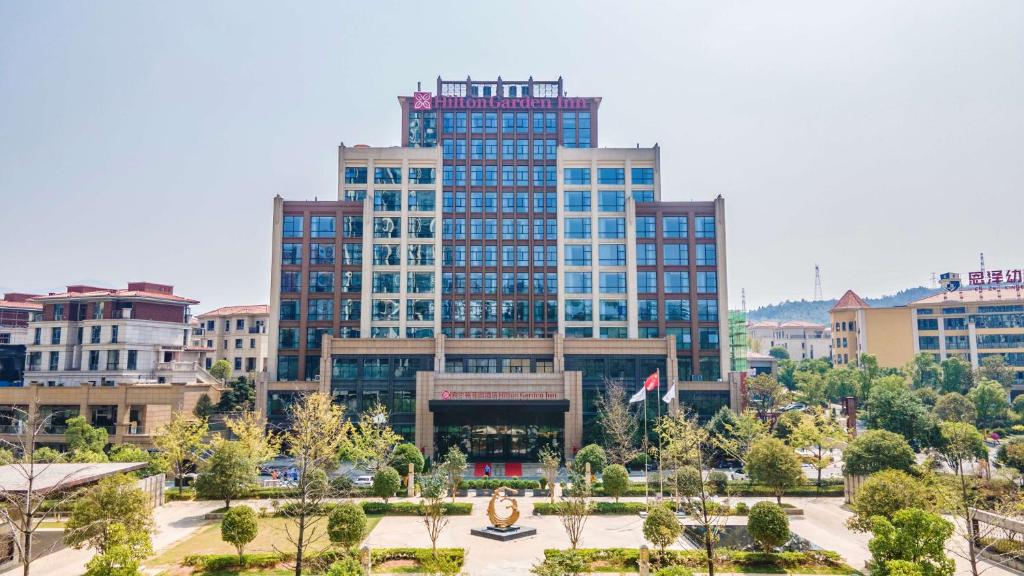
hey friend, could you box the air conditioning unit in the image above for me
[120,309,132,319]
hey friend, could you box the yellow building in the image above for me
[829,290,914,369]
[830,287,1024,391]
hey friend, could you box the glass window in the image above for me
[664,216,687,238]
[666,299,691,321]
[600,300,627,321]
[565,299,593,321]
[374,167,401,184]
[598,191,625,212]
[637,271,657,293]
[697,271,718,293]
[636,243,656,266]
[279,300,299,321]
[600,272,627,293]
[408,167,435,184]
[564,245,591,266]
[344,167,368,184]
[408,190,435,212]
[564,168,591,185]
[631,167,654,185]
[341,271,362,292]
[374,191,401,211]
[283,215,303,238]
[665,271,689,293]
[373,217,401,238]
[696,244,716,266]
[373,244,401,266]
[309,215,334,238]
[408,244,434,266]
[636,216,656,238]
[408,217,435,239]
[699,328,720,350]
[372,299,400,321]
[564,218,591,239]
[663,244,688,266]
[565,272,592,294]
[599,244,625,266]
[598,168,625,185]
[308,271,334,293]
[565,191,591,212]
[282,243,302,265]
[281,271,301,293]
[278,328,299,349]
[695,216,716,238]
[342,243,362,265]
[339,299,361,321]
[372,272,400,293]
[638,300,658,321]
[307,299,333,321]
[598,218,625,239]
[343,216,363,238]
[309,243,334,265]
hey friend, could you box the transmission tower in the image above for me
[980,252,986,278]
[814,265,823,301]
[741,288,747,313]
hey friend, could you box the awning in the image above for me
[428,399,569,412]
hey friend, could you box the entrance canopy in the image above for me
[0,462,145,495]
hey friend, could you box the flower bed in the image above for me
[539,548,856,574]
[274,501,473,517]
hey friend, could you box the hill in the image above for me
[746,286,937,325]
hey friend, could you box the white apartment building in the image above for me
[748,320,832,361]
[192,305,269,376]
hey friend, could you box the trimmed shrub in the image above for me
[602,464,630,502]
[389,443,425,474]
[643,505,681,552]
[373,466,401,503]
[655,567,694,576]
[327,503,367,550]
[748,502,790,552]
[734,501,749,515]
[574,444,608,474]
[220,506,258,564]
[708,471,728,495]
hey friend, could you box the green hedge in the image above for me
[275,501,473,517]
[541,548,850,572]
[182,548,465,572]
[462,479,540,490]
[370,547,464,567]
[183,552,288,570]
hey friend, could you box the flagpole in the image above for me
[643,386,649,507]
[656,368,663,499]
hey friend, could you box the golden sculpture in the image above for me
[486,487,520,528]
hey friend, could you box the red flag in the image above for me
[643,371,659,391]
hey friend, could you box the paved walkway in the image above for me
[1,500,221,576]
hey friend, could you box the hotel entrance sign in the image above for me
[438,390,560,401]
[412,92,588,111]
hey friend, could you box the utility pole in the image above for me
[814,265,823,301]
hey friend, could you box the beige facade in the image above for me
[748,320,831,361]
[193,305,269,377]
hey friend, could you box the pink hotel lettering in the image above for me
[413,92,589,111]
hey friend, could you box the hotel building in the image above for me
[0,294,42,386]
[0,282,221,449]
[261,77,737,461]
[831,286,1024,393]
[747,320,832,361]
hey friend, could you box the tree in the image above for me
[866,375,934,446]
[789,410,847,487]
[195,440,257,508]
[858,354,882,399]
[221,505,258,565]
[746,437,802,504]
[209,359,232,382]
[0,407,93,576]
[772,410,804,442]
[795,371,828,408]
[996,438,1024,472]
[868,508,954,576]
[968,378,1009,428]
[419,470,449,555]
[847,470,935,532]
[747,502,789,552]
[388,443,425,475]
[225,410,281,465]
[776,359,797,389]
[643,504,680,553]
[373,467,401,503]
[601,464,629,502]
[64,474,154,555]
[940,357,974,394]
[65,416,108,458]
[710,409,767,467]
[745,374,788,424]
[825,367,861,402]
[909,353,942,390]
[915,387,940,408]
[595,380,641,466]
[768,346,790,360]
[843,429,916,476]
[573,444,607,476]
[153,412,208,494]
[327,503,367,552]
[656,411,728,576]
[557,471,592,549]
[108,443,165,478]
[83,522,149,576]
[977,355,1015,388]
[935,422,987,576]
[218,376,256,412]
[439,446,467,503]
[193,393,215,419]
[341,403,402,473]
[933,393,976,424]
[281,392,350,576]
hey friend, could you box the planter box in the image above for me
[475,489,494,497]
[532,489,551,497]
[453,489,469,497]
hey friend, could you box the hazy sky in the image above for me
[2,1,1022,313]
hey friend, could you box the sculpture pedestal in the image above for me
[470,525,538,541]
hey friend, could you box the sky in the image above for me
[1,1,1022,313]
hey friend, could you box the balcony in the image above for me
[125,424,148,435]
[248,327,266,334]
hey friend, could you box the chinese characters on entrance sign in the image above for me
[412,92,589,111]
[439,390,560,401]
[968,269,1024,286]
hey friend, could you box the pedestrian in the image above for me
[484,464,491,478]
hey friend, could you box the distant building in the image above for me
[193,305,269,376]
[0,283,220,450]
[746,351,778,375]
[747,320,832,361]
[829,289,914,369]
[0,294,42,386]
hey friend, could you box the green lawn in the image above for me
[146,515,381,569]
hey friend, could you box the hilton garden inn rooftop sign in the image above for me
[413,91,589,111]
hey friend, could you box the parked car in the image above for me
[780,402,807,412]
[353,475,373,487]
[721,467,748,481]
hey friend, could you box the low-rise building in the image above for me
[0,282,220,449]
[830,290,913,369]
[748,320,832,361]
[0,294,42,386]
[192,305,269,376]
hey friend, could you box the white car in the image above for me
[353,475,373,487]
[721,467,748,481]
